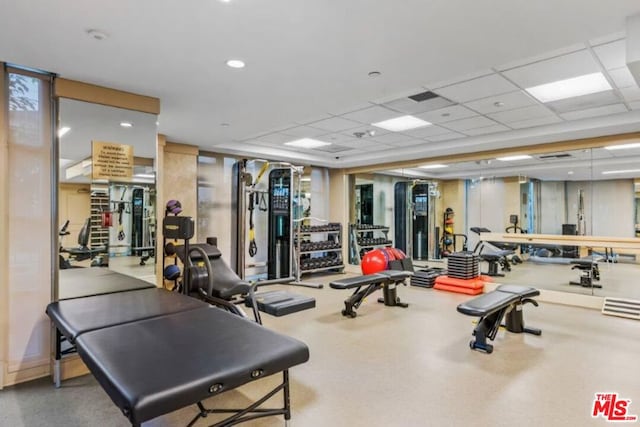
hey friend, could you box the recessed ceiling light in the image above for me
[86,29,108,41]
[493,101,505,107]
[419,164,448,169]
[525,72,611,103]
[219,0,231,2]
[368,71,381,78]
[604,142,640,150]
[496,155,532,161]
[284,138,331,149]
[120,122,133,128]
[602,169,640,175]
[226,59,245,69]
[372,115,431,132]
[58,126,71,138]
[567,171,574,175]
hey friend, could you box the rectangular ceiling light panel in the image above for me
[604,142,640,150]
[372,115,431,132]
[284,138,331,149]
[526,72,612,103]
[602,169,640,175]
[496,155,533,161]
[419,164,448,169]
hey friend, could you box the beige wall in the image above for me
[58,183,91,239]
[0,64,7,389]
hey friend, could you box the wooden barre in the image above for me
[480,233,640,251]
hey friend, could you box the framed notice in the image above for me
[92,141,134,180]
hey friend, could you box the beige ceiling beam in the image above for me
[344,131,640,175]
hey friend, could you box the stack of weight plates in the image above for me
[411,267,448,288]
[447,252,479,280]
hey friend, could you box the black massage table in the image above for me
[329,270,411,318]
[47,279,309,426]
[456,284,541,353]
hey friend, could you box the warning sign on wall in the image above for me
[92,141,134,180]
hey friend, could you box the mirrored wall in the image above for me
[349,142,640,300]
[57,98,158,284]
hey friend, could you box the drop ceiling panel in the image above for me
[608,67,637,89]
[341,125,389,139]
[416,105,478,124]
[253,132,299,144]
[488,104,555,124]
[508,115,563,129]
[370,133,414,145]
[281,125,329,139]
[402,124,451,138]
[312,144,352,153]
[320,133,358,144]
[425,132,465,142]
[496,43,587,71]
[592,40,627,70]
[443,116,499,131]
[341,105,399,124]
[308,116,361,132]
[559,103,628,121]
[546,90,621,114]
[464,91,538,114]
[433,73,519,103]
[502,49,600,88]
[426,69,494,91]
[463,124,511,136]
[382,96,454,114]
[294,113,333,125]
[329,102,374,116]
[630,101,640,110]
[619,86,640,102]
[386,139,429,147]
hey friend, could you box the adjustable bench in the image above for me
[456,284,541,353]
[570,259,601,288]
[329,270,411,318]
[47,287,309,426]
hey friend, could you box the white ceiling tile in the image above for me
[546,90,621,114]
[426,69,494,90]
[608,67,638,89]
[294,113,333,125]
[442,116,499,131]
[280,125,330,139]
[253,132,298,144]
[371,87,426,104]
[502,50,600,88]
[425,132,466,142]
[312,144,352,153]
[496,43,587,71]
[341,105,400,124]
[593,40,627,70]
[416,105,478,124]
[630,101,640,110]
[464,91,538,114]
[370,133,414,145]
[589,32,625,47]
[488,105,555,124]
[320,133,358,144]
[560,103,628,121]
[434,74,519,103]
[619,86,640,102]
[508,116,563,129]
[341,125,388,139]
[385,139,428,147]
[329,102,374,116]
[308,116,361,132]
[402,125,451,138]
[462,124,511,136]
[383,95,454,114]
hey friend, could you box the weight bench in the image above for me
[570,259,602,288]
[329,270,411,318]
[47,286,309,426]
[456,284,541,353]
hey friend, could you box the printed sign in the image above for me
[92,141,134,180]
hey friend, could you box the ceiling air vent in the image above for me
[538,153,572,159]
[408,90,440,102]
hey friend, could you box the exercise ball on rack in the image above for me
[361,249,388,275]
[164,264,181,281]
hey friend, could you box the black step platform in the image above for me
[245,290,316,316]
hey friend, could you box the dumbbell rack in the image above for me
[349,224,393,264]
[295,222,345,275]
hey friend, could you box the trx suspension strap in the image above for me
[248,162,270,257]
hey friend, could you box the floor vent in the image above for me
[602,297,640,320]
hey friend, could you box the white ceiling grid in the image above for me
[243,35,640,164]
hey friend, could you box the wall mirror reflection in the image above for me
[57,99,158,285]
[350,143,640,300]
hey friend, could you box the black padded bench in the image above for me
[456,284,541,353]
[329,270,411,318]
[47,287,309,426]
[570,259,601,288]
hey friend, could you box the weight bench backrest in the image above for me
[456,285,539,317]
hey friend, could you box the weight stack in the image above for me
[447,252,479,280]
[411,268,448,288]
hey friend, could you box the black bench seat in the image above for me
[457,284,541,353]
[329,270,411,318]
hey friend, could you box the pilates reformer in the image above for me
[329,270,412,318]
[456,284,541,353]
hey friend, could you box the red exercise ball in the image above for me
[361,249,388,275]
